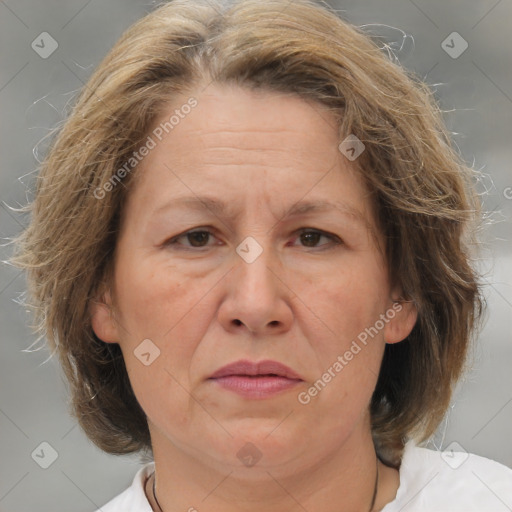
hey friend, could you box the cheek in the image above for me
[295,257,388,413]
[114,255,204,343]
[113,255,211,428]
[111,255,217,409]
[305,259,389,348]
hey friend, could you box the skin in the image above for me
[91,82,417,512]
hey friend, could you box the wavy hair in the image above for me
[11,0,483,467]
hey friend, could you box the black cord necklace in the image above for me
[150,456,379,512]
[369,455,380,511]
[152,472,163,512]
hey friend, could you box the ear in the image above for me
[384,295,418,345]
[89,289,120,344]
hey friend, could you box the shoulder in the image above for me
[95,462,154,512]
[382,442,512,512]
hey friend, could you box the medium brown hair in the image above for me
[11,0,483,467]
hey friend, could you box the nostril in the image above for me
[233,319,242,326]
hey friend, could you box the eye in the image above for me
[291,229,342,249]
[165,228,218,249]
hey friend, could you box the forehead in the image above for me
[149,83,340,166]
[126,83,378,233]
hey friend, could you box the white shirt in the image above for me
[96,442,512,511]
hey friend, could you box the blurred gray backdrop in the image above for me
[1,1,511,511]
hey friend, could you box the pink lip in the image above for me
[208,359,303,399]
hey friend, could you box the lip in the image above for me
[208,359,303,399]
[209,359,303,380]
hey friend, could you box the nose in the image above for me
[217,243,294,336]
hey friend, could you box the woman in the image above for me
[12,0,512,510]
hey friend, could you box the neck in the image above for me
[146,417,399,512]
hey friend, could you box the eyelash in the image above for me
[164,227,342,251]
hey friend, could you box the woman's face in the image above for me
[91,83,416,475]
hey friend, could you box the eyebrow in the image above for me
[151,195,368,225]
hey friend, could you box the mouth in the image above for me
[208,359,303,399]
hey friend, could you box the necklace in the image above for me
[152,470,164,512]
[149,456,379,512]
[369,455,380,511]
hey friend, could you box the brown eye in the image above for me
[300,231,322,247]
[294,229,341,249]
[186,231,211,247]
[165,228,217,250]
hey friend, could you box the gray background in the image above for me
[1,1,511,511]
